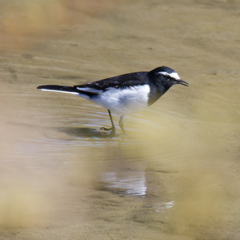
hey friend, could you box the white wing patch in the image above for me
[92,84,150,117]
[76,87,102,93]
[159,71,180,80]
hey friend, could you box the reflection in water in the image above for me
[154,201,175,213]
[101,171,147,196]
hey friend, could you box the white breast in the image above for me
[92,85,150,117]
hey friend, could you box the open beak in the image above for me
[178,79,189,87]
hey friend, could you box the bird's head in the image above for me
[149,66,189,91]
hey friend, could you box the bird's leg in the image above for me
[100,109,116,136]
[119,115,126,135]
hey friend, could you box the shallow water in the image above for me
[0,0,240,239]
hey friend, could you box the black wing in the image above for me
[74,71,149,92]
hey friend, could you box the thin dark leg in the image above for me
[119,115,126,135]
[100,109,115,137]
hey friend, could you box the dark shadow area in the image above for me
[9,122,121,139]
[56,127,121,139]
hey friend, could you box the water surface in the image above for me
[0,0,240,239]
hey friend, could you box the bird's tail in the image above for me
[37,85,79,95]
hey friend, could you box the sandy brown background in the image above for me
[0,0,240,239]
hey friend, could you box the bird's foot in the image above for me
[100,127,113,131]
[100,126,115,138]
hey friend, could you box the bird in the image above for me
[37,66,189,137]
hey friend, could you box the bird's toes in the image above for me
[100,127,113,131]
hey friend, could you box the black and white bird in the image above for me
[37,66,189,137]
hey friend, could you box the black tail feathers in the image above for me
[37,84,99,98]
[37,85,78,93]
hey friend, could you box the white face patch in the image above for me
[158,71,180,80]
